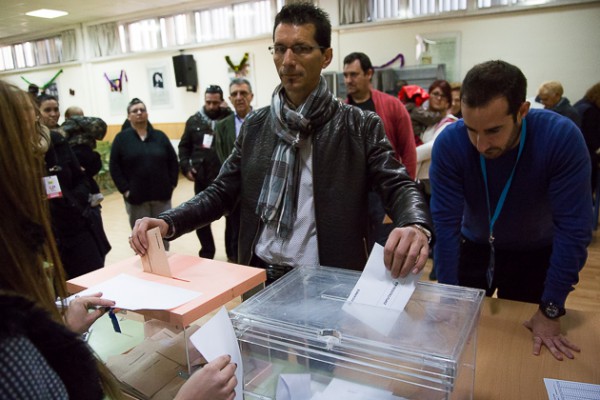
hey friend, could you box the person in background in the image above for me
[343,51,417,250]
[414,80,458,187]
[0,79,238,400]
[129,2,432,289]
[39,95,108,278]
[179,85,233,259]
[39,94,61,128]
[430,60,592,361]
[537,80,581,126]
[449,82,462,118]
[214,78,254,263]
[574,82,600,193]
[64,106,84,119]
[62,109,107,207]
[110,98,179,250]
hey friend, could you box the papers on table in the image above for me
[68,273,201,310]
[190,306,243,400]
[342,243,421,336]
[544,378,600,400]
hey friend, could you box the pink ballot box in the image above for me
[67,253,266,327]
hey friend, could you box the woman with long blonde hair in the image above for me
[0,81,237,400]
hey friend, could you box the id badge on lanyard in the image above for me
[486,237,495,288]
[480,119,527,288]
[43,171,63,199]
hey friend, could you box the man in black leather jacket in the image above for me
[178,85,232,259]
[131,3,433,287]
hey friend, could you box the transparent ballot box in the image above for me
[230,266,485,400]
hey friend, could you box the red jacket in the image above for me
[347,89,416,178]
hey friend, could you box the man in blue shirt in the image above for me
[430,60,592,361]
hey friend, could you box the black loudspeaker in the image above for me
[172,54,198,92]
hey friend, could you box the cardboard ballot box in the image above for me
[230,266,485,400]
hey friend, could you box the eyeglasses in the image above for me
[429,91,445,99]
[268,44,325,57]
[130,108,147,114]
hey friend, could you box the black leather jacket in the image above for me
[178,108,232,187]
[161,97,433,270]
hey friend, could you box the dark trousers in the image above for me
[194,180,215,259]
[458,237,552,304]
[225,206,240,262]
[57,230,105,279]
[367,191,393,251]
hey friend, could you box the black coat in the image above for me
[109,127,179,205]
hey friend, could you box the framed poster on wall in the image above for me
[147,64,171,108]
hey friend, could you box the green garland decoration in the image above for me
[225,53,249,73]
[21,69,64,90]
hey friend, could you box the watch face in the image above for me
[545,304,560,318]
[541,302,565,319]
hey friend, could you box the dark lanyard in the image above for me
[479,119,527,287]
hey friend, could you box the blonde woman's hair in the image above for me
[0,80,121,399]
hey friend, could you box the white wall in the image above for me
[2,2,599,128]
[334,4,600,101]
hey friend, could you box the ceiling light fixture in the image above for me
[26,9,69,19]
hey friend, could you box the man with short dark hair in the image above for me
[430,60,592,361]
[343,51,416,249]
[214,78,254,262]
[131,3,432,288]
[178,85,232,259]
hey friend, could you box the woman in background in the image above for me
[413,80,458,186]
[38,94,108,278]
[110,98,178,250]
[0,81,236,400]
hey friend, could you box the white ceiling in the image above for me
[0,0,215,42]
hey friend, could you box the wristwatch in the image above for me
[410,224,432,244]
[539,301,566,319]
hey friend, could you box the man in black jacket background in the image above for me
[178,85,232,259]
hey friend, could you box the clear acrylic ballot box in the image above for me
[230,265,485,400]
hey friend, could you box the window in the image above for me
[0,46,14,71]
[160,13,196,48]
[233,0,272,39]
[127,18,161,52]
[195,7,232,42]
[0,32,70,71]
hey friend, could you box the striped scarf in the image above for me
[256,77,332,238]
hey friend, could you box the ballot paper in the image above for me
[68,273,201,310]
[342,243,421,336]
[276,374,312,400]
[314,377,394,400]
[544,378,600,400]
[190,307,243,400]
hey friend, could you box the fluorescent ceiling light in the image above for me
[26,9,69,19]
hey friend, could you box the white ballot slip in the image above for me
[141,227,172,277]
[69,273,201,310]
[346,243,421,311]
[342,243,421,336]
[190,307,243,400]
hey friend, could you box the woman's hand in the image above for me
[175,355,237,400]
[64,292,116,334]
